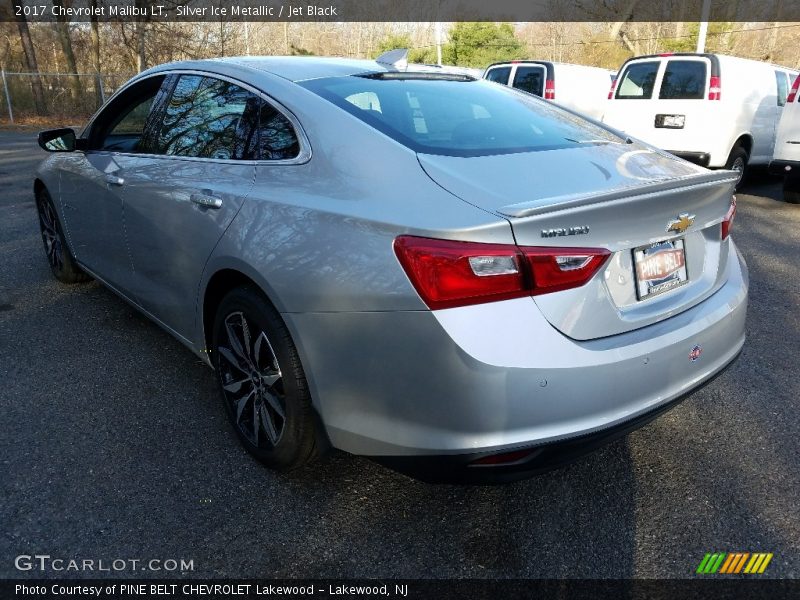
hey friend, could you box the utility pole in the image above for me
[435,22,442,66]
[696,0,712,53]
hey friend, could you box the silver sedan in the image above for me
[34,56,747,482]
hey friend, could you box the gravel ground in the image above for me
[1,130,798,579]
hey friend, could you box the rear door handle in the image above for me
[105,174,124,186]
[190,193,223,209]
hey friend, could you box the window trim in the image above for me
[82,69,311,166]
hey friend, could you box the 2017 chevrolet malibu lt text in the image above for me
[34,56,747,482]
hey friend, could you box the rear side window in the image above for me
[776,71,789,106]
[257,102,300,160]
[512,66,545,97]
[156,75,259,160]
[484,67,511,84]
[616,61,659,99]
[659,60,707,99]
[301,75,620,157]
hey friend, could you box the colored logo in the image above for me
[667,212,696,234]
[696,552,774,575]
[689,345,702,361]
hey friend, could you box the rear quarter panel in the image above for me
[199,77,516,319]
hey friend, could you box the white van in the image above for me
[769,75,800,202]
[603,52,797,187]
[483,60,613,120]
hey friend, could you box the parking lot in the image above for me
[0,128,798,578]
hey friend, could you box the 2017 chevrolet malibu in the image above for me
[34,55,747,482]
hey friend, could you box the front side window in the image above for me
[512,66,546,97]
[89,75,166,152]
[616,61,659,99]
[301,75,621,157]
[155,75,259,160]
[484,66,511,85]
[659,60,707,99]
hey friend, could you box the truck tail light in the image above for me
[544,79,556,100]
[393,236,610,310]
[708,75,721,100]
[787,76,800,103]
[721,196,736,240]
[607,77,617,99]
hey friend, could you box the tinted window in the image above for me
[257,102,300,160]
[109,97,154,136]
[90,76,166,152]
[776,71,789,106]
[485,67,511,84]
[616,61,659,99]
[156,75,258,160]
[301,76,620,157]
[512,66,546,96]
[659,60,707,99]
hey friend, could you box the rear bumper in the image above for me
[285,242,748,476]
[768,159,800,176]
[668,151,711,167]
[375,347,742,484]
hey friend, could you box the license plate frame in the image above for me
[633,238,689,300]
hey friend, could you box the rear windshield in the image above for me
[775,71,789,106]
[300,75,620,157]
[659,60,707,99]
[616,61,659,99]
[484,66,511,84]
[512,66,545,96]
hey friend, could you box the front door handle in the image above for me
[105,174,124,186]
[190,193,223,209]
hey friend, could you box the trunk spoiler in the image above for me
[498,170,739,218]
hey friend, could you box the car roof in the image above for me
[143,56,392,83]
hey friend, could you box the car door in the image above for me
[117,73,258,339]
[57,75,168,294]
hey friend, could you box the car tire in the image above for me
[724,146,749,190]
[783,173,800,204]
[35,187,91,284]
[212,286,319,470]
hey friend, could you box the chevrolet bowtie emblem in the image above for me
[667,213,696,234]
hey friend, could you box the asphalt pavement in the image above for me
[1,129,798,579]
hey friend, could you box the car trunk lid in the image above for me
[417,145,738,340]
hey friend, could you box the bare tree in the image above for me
[89,0,103,106]
[12,0,47,115]
[52,0,82,103]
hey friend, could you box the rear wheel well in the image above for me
[202,269,264,353]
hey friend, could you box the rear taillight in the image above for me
[787,76,800,103]
[393,236,610,310]
[607,78,617,100]
[544,79,555,100]
[524,248,611,296]
[721,196,736,240]
[708,75,721,100]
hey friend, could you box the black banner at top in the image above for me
[1,0,799,23]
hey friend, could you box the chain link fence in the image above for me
[0,71,135,124]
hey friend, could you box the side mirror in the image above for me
[38,128,85,152]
